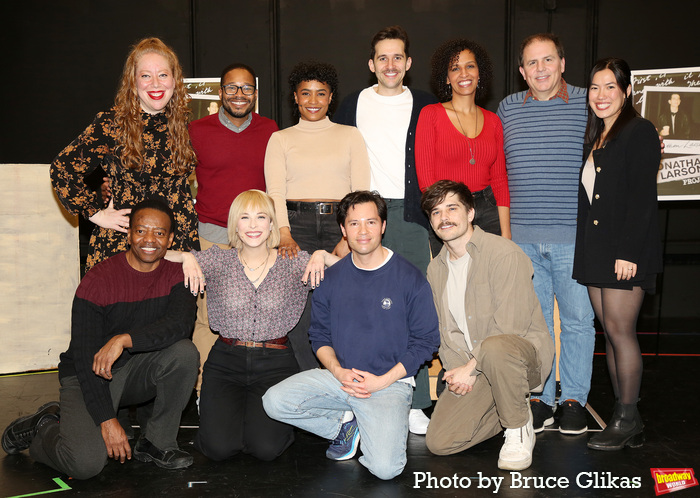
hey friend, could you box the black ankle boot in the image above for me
[588,402,644,451]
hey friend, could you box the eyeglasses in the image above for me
[221,84,256,95]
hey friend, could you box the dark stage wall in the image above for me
[2,1,699,332]
[3,0,699,164]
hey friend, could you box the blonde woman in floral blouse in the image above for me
[166,190,335,461]
[50,37,199,271]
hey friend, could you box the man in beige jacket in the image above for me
[420,180,554,471]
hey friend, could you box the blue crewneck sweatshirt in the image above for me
[309,252,439,378]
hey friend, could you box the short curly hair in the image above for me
[430,39,493,103]
[288,61,339,119]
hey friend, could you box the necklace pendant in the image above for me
[469,158,476,165]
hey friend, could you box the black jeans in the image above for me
[285,202,342,370]
[472,185,501,236]
[195,338,299,461]
[286,201,343,253]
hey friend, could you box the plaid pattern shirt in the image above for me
[523,78,570,104]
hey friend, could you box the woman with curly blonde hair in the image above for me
[51,37,199,270]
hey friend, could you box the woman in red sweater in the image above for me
[416,39,510,238]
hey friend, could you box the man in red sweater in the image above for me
[188,63,279,393]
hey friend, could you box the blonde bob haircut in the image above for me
[227,190,281,249]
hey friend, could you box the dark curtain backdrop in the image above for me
[3,0,698,163]
[1,0,699,330]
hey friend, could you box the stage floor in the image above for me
[2,334,699,498]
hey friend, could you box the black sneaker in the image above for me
[557,399,588,435]
[2,402,60,455]
[530,399,554,433]
[133,437,193,469]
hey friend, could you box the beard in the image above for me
[222,97,255,119]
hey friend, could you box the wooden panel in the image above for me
[0,164,79,374]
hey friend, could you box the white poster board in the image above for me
[0,164,79,373]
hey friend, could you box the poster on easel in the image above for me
[632,67,700,200]
[184,77,260,121]
[184,77,222,121]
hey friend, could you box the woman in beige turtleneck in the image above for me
[264,61,370,259]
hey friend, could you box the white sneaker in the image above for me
[408,409,430,435]
[497,405,535,470]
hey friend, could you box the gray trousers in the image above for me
[29,339,198,479]
[426,335,541,455]
[383,199,433,410]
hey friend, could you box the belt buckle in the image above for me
[317,202,333,215]
[244,341,257,348]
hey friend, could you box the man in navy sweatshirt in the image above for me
[2,199,198,478]
[332,25,437,435]
[263,191,439,480]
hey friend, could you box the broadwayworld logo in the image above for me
[651,468,698,496]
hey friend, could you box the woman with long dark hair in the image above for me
[51,37,199,270]
[573,57,662,450]
[415,38,510,237]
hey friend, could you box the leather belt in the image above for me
[286,201,339,215]
[220,336,288,349]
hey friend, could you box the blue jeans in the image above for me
[517,243,595,406]
[263,368,412,480]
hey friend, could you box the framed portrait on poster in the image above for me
[184,77,260,121]
[632,67,700,201]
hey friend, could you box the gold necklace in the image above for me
[450,104,478,165]
[239,247,270,272]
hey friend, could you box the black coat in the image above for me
[573,117,662,286]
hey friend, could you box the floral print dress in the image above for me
[51,108,199,270]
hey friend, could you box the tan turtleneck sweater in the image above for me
[264,117,370,228]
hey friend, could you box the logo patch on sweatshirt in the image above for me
[381,298,392,310]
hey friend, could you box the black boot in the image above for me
[588,402,644,451]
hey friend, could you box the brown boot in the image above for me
[587,402,644,451]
